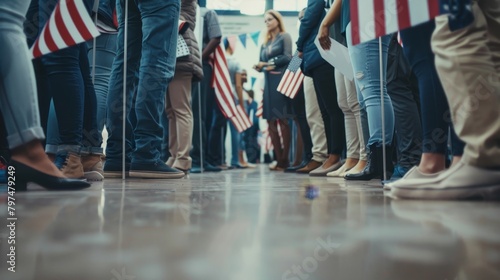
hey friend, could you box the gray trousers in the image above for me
[0,0,45,149]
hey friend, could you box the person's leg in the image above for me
[166,82,177,167]
[104,0,142,176]
[166,71,193,171]
[386,34,422,179]
[45,100,60,156]
[391,0,500,199]
[229,120,240,167]
[0,0,89,190]
[128,0,184,179]
[400,20,463,177]
[87,33,118,140]
[0,0,45,152]
[328,69,359,177]
[267,119,283,170]
[207,94,227,167]
[297,77,325,173]
[346,23,394,181]
[344,72,368,174]
[433,1,500,168]
[190,80,205,168]
[292,87,313,163]
[279,118,291,168]
[310,64,344,173]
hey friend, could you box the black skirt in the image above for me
[263,70,293,120]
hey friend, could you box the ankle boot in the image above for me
[345,144,393,181]
[81,153,104,181]
[55,152,85,179]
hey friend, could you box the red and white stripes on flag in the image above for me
[31,0,100,59]
[178,20,188,34]
[277,52,304,99]
[350,0,440,45]
[212,44,252,133]
[256,100,263,118]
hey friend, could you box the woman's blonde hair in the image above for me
[263,10,286,45]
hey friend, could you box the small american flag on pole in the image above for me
[277,51,304,99]
[212,44,252,133]
[350,0,440,45]
[255,99,263,118]
[31,0,100,59]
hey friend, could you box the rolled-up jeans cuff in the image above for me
[45,144,58,154]
[81,146,104,155]
[56,145,81,154]
[7,127,45,149]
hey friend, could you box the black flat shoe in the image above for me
[9,160,91,191]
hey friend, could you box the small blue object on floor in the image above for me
[304,185,319,200]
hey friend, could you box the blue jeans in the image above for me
[0,0,45,149]
[87,33,118,143]
[39,0,95,154]
[400,20,464,156]
[346,23,395,147]
[45,43,101,154]
[105,0,179,165]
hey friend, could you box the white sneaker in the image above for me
[384,166,443,190]
[390,161,500,200]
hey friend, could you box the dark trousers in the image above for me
[311,64,346,155]
[387,34,422,169]
[291,86,313,161]
[400,20,464,156]
[191,62,226,166]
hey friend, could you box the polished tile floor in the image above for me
[1,165,499,280]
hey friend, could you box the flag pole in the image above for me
[122,0,129,180]
[379,36,387,182]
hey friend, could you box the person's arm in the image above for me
[202,10,222,60]
[318,0,342,50]
[235,72,244,109]
[268,33,293,70]
[202,37,221,60]
[296,0,324,53]
[253,46,268,72]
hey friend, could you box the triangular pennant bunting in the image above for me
[250,31,260,46]
[238,33,247,48]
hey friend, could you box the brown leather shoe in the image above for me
[59,152,85,179]
[296,160,323,174]
[81,154,104,181]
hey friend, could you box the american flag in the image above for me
[277,51,304,99]
[31,0,100,59]
[212,44,252,133]
[350,0,440,45]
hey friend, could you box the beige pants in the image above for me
[304,76,328,162]
[166,71,194,170]
[432,0,500,168]
[335,69,367,161]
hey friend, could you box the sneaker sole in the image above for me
[84,171,104,181]
[391,184,500,200]
[104,171,129,178]
[129,171,185,179]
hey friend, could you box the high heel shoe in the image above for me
[9,160,91,191]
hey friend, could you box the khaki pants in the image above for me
[432,0,500,168]
[335,69,367,161]
[304,76,328,162]
[166,71,193,170]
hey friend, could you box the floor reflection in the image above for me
[0,166,498,280]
